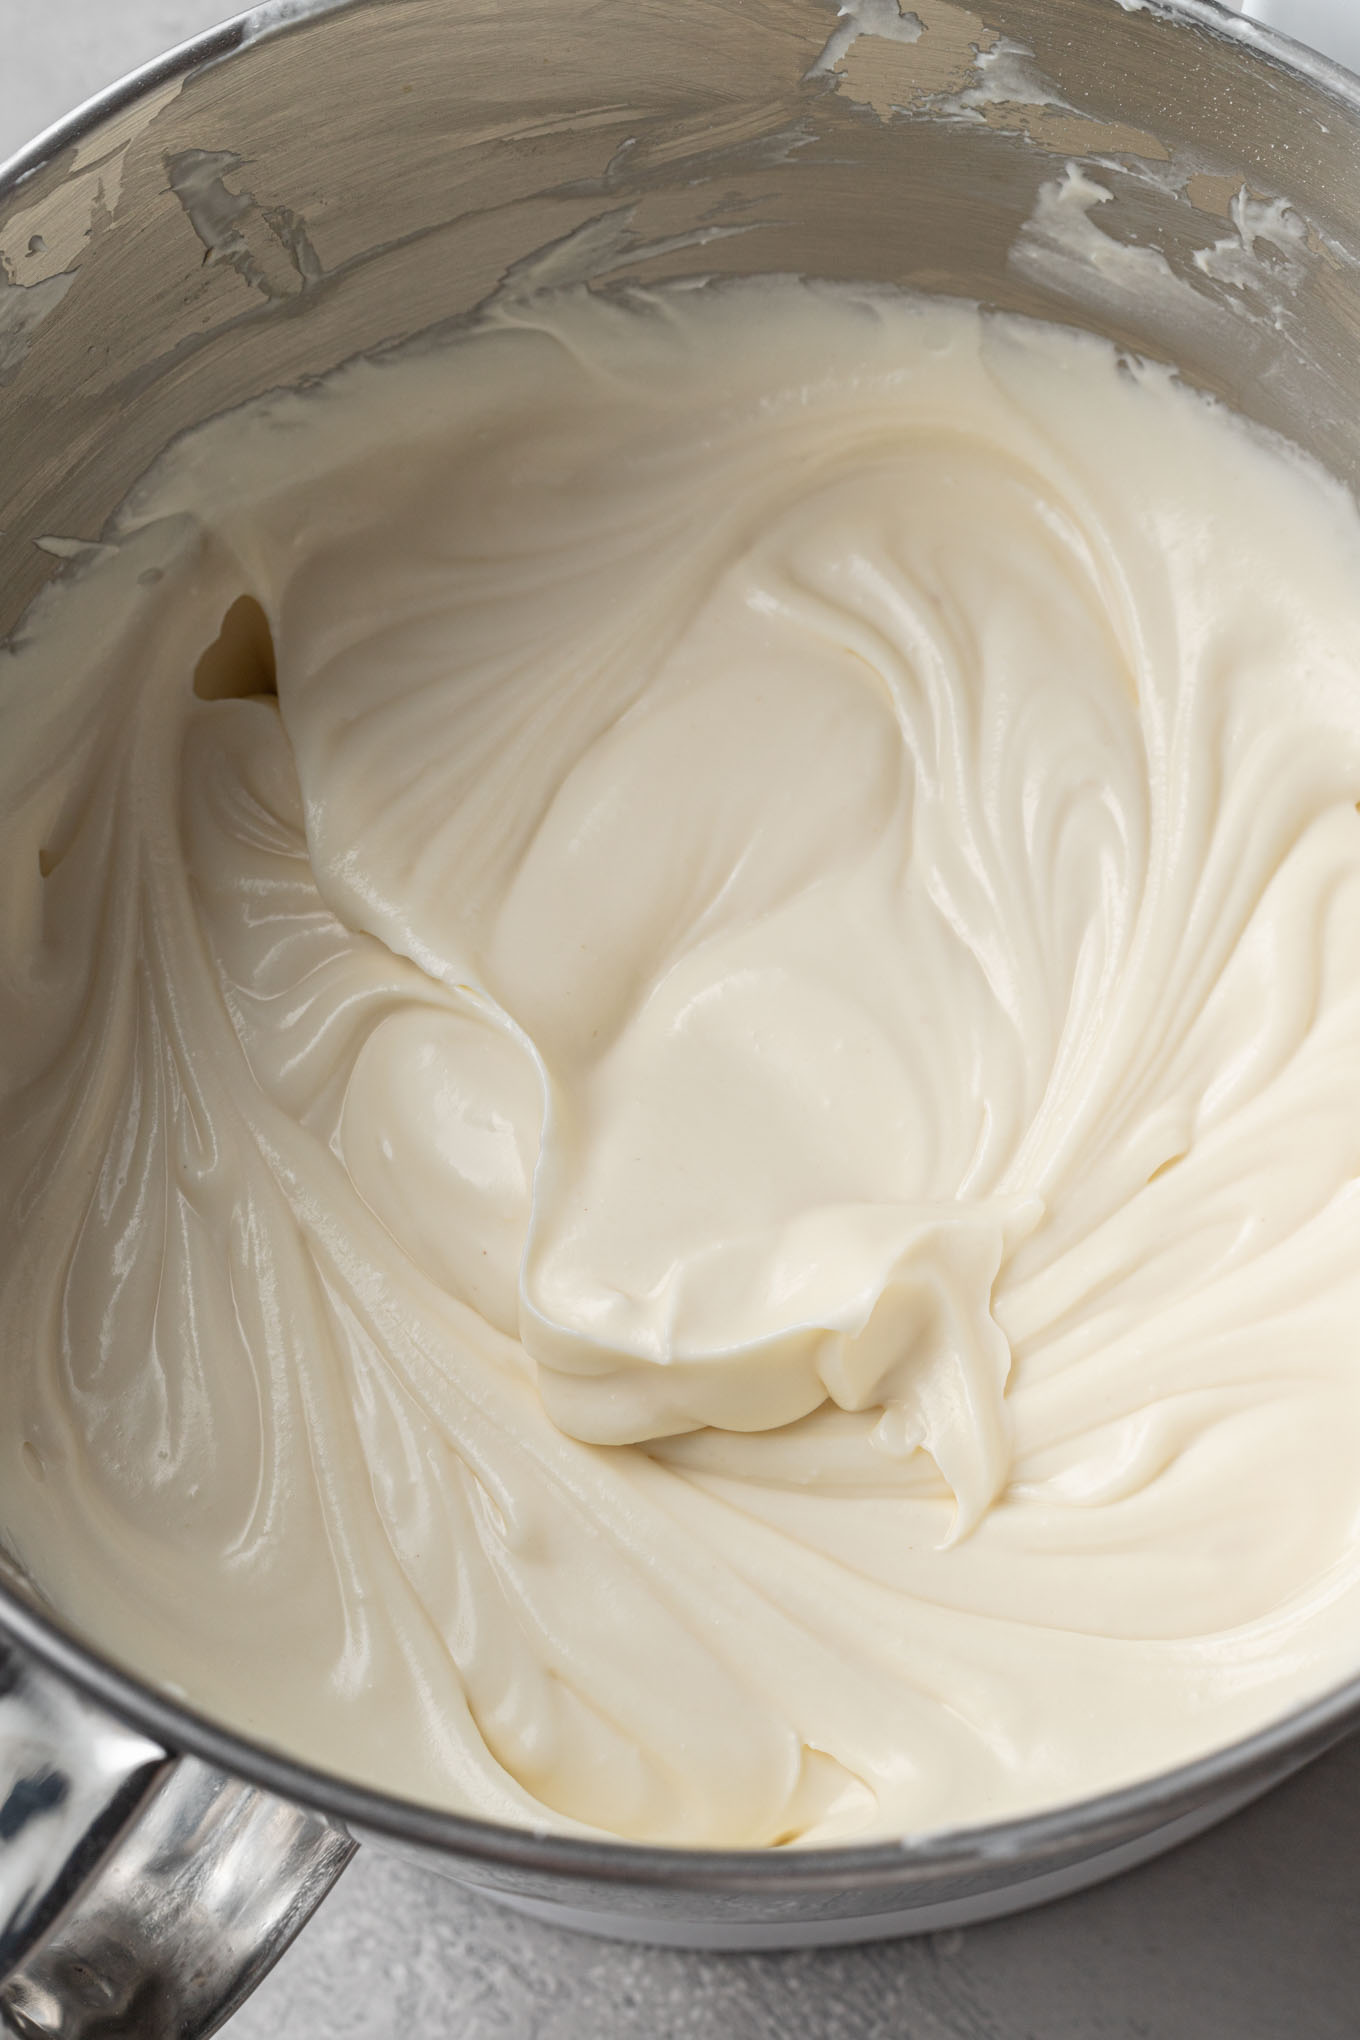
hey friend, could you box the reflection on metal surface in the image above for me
[0,1637,166,1978]
[0,1639,353,2039]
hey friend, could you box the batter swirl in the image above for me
[4,280,1360,1845]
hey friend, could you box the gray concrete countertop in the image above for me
[231,1741,1360,2038]
[4,6,1356,2035]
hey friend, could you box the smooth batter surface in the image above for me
[5,279,1360,1847]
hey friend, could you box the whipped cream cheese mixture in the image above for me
[6,278,1360,1846]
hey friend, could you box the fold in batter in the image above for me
[5,278,1360,1846]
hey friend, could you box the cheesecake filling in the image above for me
[5,279,1360,1845]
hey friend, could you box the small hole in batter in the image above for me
[193,594,277,702]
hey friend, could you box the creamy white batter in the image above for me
[5,278,1360,1846]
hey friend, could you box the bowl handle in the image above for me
[0,1632,354,2038]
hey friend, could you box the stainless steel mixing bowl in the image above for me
[3,2,1360,2032]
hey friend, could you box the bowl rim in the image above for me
[4,0,1360,1888]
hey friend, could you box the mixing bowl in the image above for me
[3,2,1360,2033]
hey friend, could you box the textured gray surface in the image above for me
[5,5,1358,2036]
[225,1741,1360,2039]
